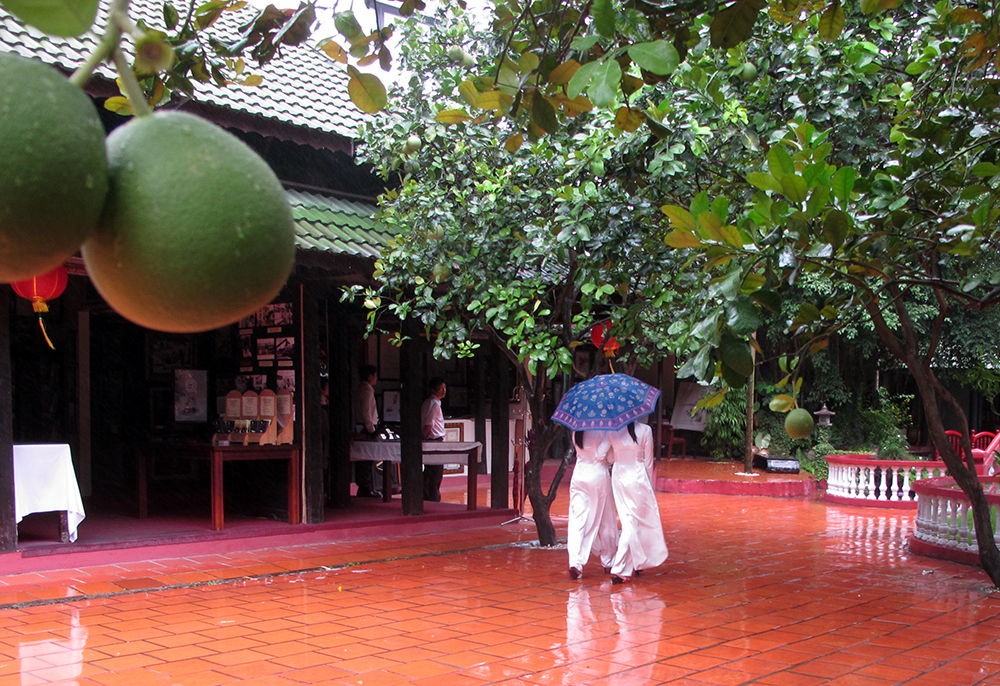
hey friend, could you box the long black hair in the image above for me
[626,422,637,443]
[575,431,585,449]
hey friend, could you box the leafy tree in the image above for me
[352,9,707,546]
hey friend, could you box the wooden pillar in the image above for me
[490,342,510,510]
[474,345,486,474]
[327,299,352,509]
[0,289,16,552]
[300,286,324,523]
[400,317,423,515]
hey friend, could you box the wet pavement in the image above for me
[3,466,1000,685]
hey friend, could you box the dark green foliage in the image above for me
[701,387,747,461]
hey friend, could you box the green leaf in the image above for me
[627,40,680,75]
[780,174,808,204]
[334,10,363,39]
[709,0,765,49]
[768,146,795,177]
[817,0,845,41]
[592,0,616,37]
[747,171,783,193]
[751,289,781,313]
[719,331,753,378]
[588,59,621,108]
[347,67,387,113]
[831,167,856,208]
[823,209,850,249]
[662,205,698,231]
[665,230,701,248]
[570,35,601,51]
[2,0,99,36]
[531,94,559,133]
[972,162,1000,177]
[720,225,743,248]
[697,212,725,242]
[434,108,472,123]
[567,60,600,100]
[769,394,795,412]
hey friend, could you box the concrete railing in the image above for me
[910,476,1000,566]
[825,454,950,508]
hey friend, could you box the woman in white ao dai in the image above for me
[607,421,668,583]
[566,430,619,579]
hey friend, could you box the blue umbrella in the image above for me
[551,373,661,431]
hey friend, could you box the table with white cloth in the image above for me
[349,441,481,508]
[13,444,86,543]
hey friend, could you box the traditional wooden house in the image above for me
[0,0,514,561]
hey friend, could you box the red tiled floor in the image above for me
[2,462,1000,685]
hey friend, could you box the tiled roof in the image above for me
[289,190,392,259]
[0,0,367,139]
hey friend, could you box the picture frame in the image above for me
[383,390,401,422]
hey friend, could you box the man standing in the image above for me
[421,377,447,501]
[354,365,380,497]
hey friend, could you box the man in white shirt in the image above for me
[421,377,447,501]
[354,365,380,497]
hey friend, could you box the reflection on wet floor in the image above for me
[2,492,1000,685]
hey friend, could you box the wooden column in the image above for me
[474,346,487,474]
[400,317,423,515]
[327,299,352,509]
[0,289,16,552]
[300,286,324,523]
[490,342,510,510]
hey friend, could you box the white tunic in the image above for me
[608,423,668,577]
[566,431,619,571]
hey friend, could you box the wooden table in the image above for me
[209,445,301,531]
[349,441,481,509]
[138,443,301,531]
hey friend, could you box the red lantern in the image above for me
[590,321,620,356]
[11,266,68,349]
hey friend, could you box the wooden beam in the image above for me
[490,342,511,510]
[0,289,16,552]
[327,299,352,509]
[400,318,423,515]
[300,286,325,523]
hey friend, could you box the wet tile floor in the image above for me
[3,465,1000,685]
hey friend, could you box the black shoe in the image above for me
[569,567,582,580]
[356,489,381,498]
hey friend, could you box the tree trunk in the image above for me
[902,361,1000,586]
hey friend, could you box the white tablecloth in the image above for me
[350,441,481,465]
[13,444,86,542]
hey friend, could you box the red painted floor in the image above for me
[2,460,999,685]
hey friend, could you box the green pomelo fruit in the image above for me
[740,62,758,82]
[785,408,815,438]
[0,52,108,282]
[404,134,422,152]
[447,45,464,62]
[82,111,296,333]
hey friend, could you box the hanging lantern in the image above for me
[11,265,67,349]
[590,321,620,357]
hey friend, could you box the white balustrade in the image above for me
[825,454,949,507]
[910,476,1000,559]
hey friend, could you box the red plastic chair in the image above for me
[661,424,686,460]
[937,430,965,459]
[972,431,995,449]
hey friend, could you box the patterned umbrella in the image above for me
[551,373,661,431]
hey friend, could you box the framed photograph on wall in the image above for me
[174,369,208,422]
[383,390,401,422]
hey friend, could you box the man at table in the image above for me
[354,365,381,497]
[421,377,447,501]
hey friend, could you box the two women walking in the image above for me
[566,422,668,583]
